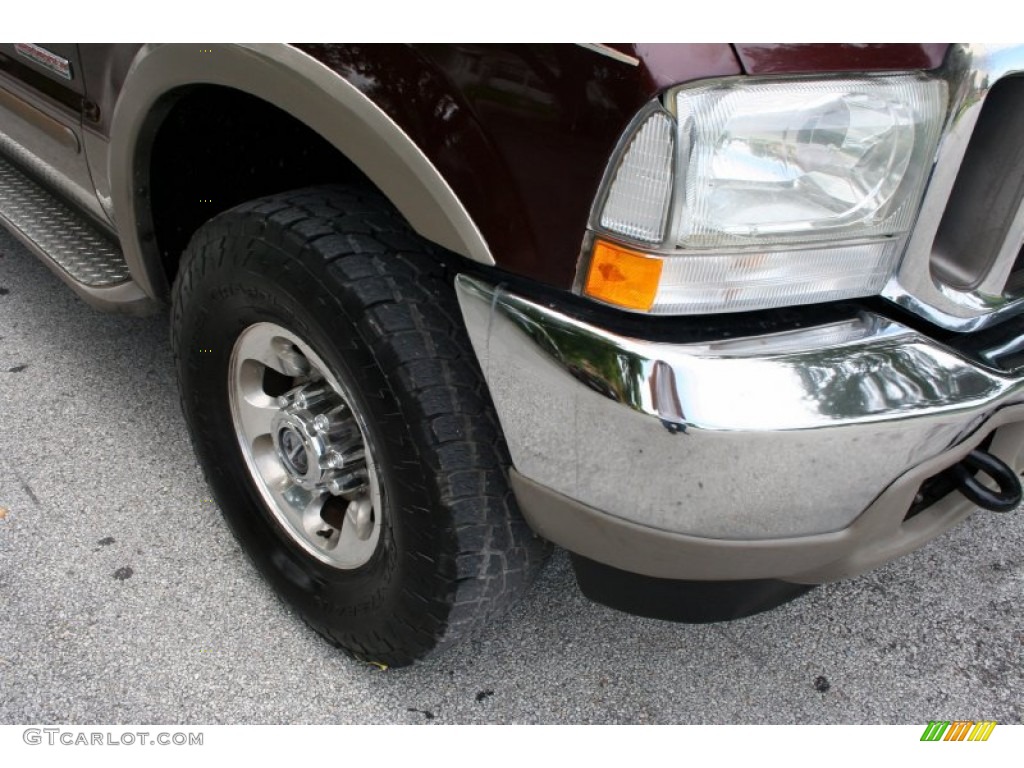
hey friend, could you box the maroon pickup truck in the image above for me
[2,43,1021,667]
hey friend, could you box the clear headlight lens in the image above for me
[676,76,945,247]
[598,109,675,243]
[587,74,947,314]
[654,241,898,314]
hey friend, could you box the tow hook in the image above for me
[950,449,1022,513]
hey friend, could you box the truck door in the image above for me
[0,43,106,223]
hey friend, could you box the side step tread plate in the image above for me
[0,153,129,287]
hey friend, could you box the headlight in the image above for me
[587,74,947,314]
[598,108,675,244]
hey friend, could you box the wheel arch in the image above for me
[108,43,495,299]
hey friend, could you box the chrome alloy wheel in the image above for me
[228,322,382,569]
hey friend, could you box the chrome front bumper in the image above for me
[455,275,1024,581]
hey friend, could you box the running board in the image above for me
[0,153,129,287]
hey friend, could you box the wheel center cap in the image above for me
[271,408,327,489]
[278,427,309,476]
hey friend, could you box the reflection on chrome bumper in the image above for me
[455,275,1024,541]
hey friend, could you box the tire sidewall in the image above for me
[176,226,452,656]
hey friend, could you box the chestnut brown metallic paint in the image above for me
[297,44,951,288]
[296,43,743,288]
[72,43,951,289]
[733,43,949,75]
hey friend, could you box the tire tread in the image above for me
[171,184,548,666]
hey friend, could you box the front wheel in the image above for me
[170,186,547,667]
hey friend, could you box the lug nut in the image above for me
[327,471,368,497]
[321,449,365,473]
[326,403,350,421]
[276,385,306,409]
[313,414,330,433]
[296,385,332,410]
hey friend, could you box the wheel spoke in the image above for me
[251,435,288,490]
[233,322,300,376]
[270,483,322,539]
[235,395,278,443]
[299,492,332,541]
[332,498,377,566]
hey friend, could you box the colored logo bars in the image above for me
[920,721,997,741]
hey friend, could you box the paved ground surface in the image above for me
[1,229,1022,724]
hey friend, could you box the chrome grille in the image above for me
[1007,245,1024,297]
[884,44,1024,332]
[931,76,1024,293]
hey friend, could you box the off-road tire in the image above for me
[170,185,548,667]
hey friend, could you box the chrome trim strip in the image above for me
[0,86,78,151]
[575,44,640,67]
[884,43,1024,331]
[108,44,495,298]
[456,275,1024,540]
[14,43,73,80]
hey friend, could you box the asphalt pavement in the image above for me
[1,228,1021,724]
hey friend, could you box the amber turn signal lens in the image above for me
[584,240,663,311]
